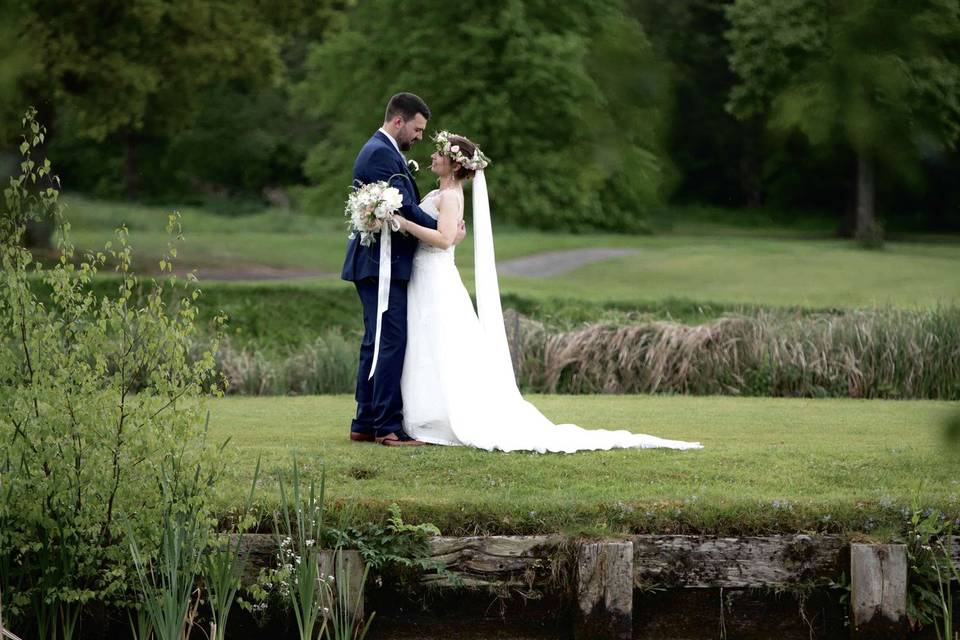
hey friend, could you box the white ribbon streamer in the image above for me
[472,170,516,385]
[368,220,391,380]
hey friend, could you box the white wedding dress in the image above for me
[400,178,702,453]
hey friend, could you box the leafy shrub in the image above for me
[0,109,224,637]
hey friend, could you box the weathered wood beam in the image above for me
[318,549,366,621]
[422,535,563,588]
[232,534,960,594]
[574,541,633,640]
[850,544,908,638]
[631,534,846,588]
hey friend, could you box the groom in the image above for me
[342,92,464,446]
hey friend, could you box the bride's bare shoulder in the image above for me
[435,189,463,213]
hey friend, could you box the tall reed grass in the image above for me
[215,330,356,395]
[210,307,960,399]
[518,307,960,398]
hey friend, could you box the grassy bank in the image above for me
[208,394,960,537]
[67,272,960,355]
[65,277,829,348]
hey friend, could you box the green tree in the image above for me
[725,0,960,241]
[6,0,282,199]
[295,0,669,232]
[157,1,353,198]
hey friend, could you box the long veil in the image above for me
[471,169,517,386]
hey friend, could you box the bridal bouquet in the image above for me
[345,180,404,246]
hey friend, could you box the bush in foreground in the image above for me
[0,110,224,637]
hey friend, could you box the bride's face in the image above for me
[430,151,460,178]
[430,151,452,176]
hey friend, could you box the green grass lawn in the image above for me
[64,195,960,310]
[494,238,960,308]
[208,395,960,537]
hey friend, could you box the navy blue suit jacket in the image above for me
[341,131,439,282]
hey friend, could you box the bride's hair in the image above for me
[447,135,480,181]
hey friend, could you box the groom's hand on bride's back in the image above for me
[454,220,467,246]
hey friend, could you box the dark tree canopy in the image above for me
[725,0,960,237]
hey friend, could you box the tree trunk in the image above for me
[124,127,139,200]
[854,153,880,244]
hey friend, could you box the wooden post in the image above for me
[850,543,907,638]
[318,549,366,621]
[575,541,633,640]
[503,308,522,377]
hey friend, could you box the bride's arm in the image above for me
[396,192,462,250]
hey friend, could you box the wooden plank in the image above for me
[318,549,366,621]
[574,541,633,640]
[631,534,846,588]
[850,543,907,638]
[232,533,950,593]
[423,535,563,588]
[233,533,279,585]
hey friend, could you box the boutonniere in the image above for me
[407,159,419,173]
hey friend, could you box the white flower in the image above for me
[450,145,460,154]
[407,159,419,172]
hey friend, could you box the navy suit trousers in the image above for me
[351,277,408,437]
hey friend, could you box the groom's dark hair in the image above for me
[385,92,431,122]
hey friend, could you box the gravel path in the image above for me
[496,248,638,278]
[169,248,637,281]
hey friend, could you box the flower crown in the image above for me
[433,130,490,171]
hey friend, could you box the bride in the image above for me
[394,132,702,453]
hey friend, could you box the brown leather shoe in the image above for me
[375,432,425,447]
[350,431,376,443]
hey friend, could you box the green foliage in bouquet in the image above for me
[0,109,224,638]
[296,0,671,232]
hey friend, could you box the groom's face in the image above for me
[396,113,428,152]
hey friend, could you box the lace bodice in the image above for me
[416,189,462,255]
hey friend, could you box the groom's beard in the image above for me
[399,139,413,152]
